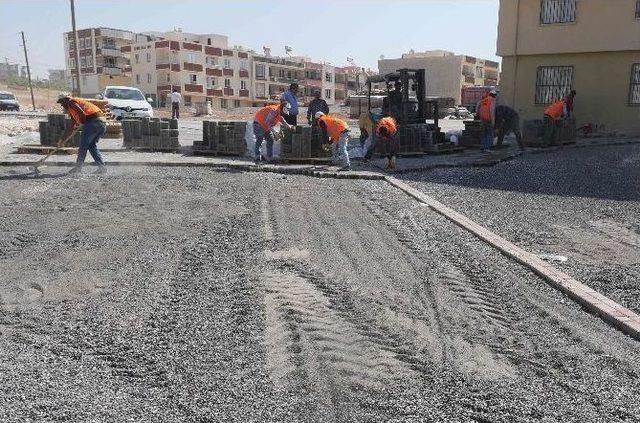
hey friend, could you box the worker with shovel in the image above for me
[315,112,351,171]
[57,94,107,174]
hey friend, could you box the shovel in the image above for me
[29,127,80,175]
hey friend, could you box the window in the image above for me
[147,73,151,83]
[241,80,247,90]
[221,99,228,109]
[256,64,265,79]
[475,66,484,78]
[630,64,640,105]
[535,66,573,104]
[224,78,231,88]
[206,56,217,66]
[146,52,151,63]
[86,56,93,67]
[240,61,247,70]
[80,57,87,68]
[233,100,241,108]
[206,76,217,88]
[68,58,76,68]
[325,89,332,99]
[540,0,576,24]
[189,74,197,84]
[325,72,332,82]
[278,69,285,78]
[187,53,199,63]
[184,95,192,106]
[135,54,139,64]
[167,74,170,82]
[136,74,140,84]
[256,83,266,97]
[224,59,231,68]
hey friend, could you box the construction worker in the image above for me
[307,91,329,126]
[280,83,299,126]
[477,90,497,152]
[315,112,351,170]
[563,90,577,118]
[495,105,524,150]
[170,88,182,119]
[57,94,107,174]
[543,98,568,146]
[359,112,377,163]
[374,116,399,169]
[253,101,293,163]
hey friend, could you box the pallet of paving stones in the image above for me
[279,125,331,160]
[373,123,436,156]
[39,114,81,147]
[121,117,180,151]
[195,120,247,156]
[16,144,78,155]
[458,120,483,148]
[522,118,576,147]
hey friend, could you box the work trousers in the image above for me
[363,132,399,161]
[544,115,561,146]
[253,122,274,160]
[332,130,351,168]
[481,121,495,151]
[171,102,180,119]
[77,118,106,166]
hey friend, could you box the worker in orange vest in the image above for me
[315,112,351,170]
[57,94,107,174]
[363,116,399,169]
[476,90,497,152]
[543,98,568,146]
[253,101,293,163]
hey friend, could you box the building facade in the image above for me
[63,27,147,95]
[125,31,252,109]
[498,0,640,135]
[378,50,500,104]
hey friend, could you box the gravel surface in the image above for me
[0,166,639,422]
[403,144,640,316]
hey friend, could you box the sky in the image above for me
[0,0,500,79]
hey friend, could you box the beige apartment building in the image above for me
[63,27,147,95]
[498,0,640,135]
[125,30,252,109]
[378,50,500,104]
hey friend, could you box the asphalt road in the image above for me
[0,166,638,422]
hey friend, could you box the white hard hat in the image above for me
[314,111,325,120]
[489,89,498,96]
[57,92,71,103]
[282,102,292,115]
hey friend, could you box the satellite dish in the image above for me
[379,55,385,60]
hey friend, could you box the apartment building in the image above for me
[252,55,305,104]
[498,0,640,135]
[378,50,500,104]
[63,27,147,95]
[125,30,252,109]
[334,66,375,102]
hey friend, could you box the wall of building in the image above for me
[498,0,640,56]
[499,51,640,135]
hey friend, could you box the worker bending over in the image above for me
[253,102,293,163]
[315,112,351,170]
[477,90,497,152]
[495,105,524,150]
[57,94,107,174]
[374,117,399,169]
[543,98,568,146]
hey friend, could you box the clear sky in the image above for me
[1,0,500,79]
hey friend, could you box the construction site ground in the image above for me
[0,113,639,421]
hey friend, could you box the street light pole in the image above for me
[70,0,82,96]
[20,31,36,111]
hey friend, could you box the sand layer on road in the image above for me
[0,166,638,422]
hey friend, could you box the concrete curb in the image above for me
[385,176,640,341]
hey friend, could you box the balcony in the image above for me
[239,69,249,78]
[206,68,222,76]
[102,66,122,75]
[222,49,233,56]
[155,40,170,49]
[156,63,170,70]
[184,62,203,72]
[223,68,234,76]
[184,84,203,93]
[464,76,476,84]
[183,42,202,52]
[238,52,248,59]
[205,46,222,56]
[223,87,234,96]
[239,89,249,97]
[171,64,180,72]
[207,88,223,97]
[253,56,305,68]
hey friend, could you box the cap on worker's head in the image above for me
[57,93,71,104]
[489,89,498,97]
[282,101,292,115]
[290,83,299,90]
[314,111,325,120]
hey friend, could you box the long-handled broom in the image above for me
[29,127,80,175]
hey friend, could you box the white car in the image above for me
[99,86,154,119]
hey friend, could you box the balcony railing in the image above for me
[253,56,305,68]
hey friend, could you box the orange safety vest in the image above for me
[375,117,398,138]
[319,115,349,142]
[254,104,281,131]
[545,100,565,121]
[68,97,103,125]
[478,95,494,122]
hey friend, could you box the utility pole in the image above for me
[20,31,36,111]
[70,0,82,96]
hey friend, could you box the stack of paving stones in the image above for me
[280,126,331,160]
[459,120,483,148]
[194,121,247,155]
[121,117,179,150]
[522,118,576,147]
[374,123,434,155]
[39,114,81,147]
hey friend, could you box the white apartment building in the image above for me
[125,30,253,109]
[63,27,147,95]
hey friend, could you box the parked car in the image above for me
[98,86,153,119]
[0,91,20,111]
